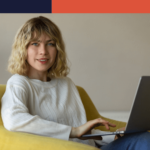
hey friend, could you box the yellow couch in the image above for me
[0,84,126,150]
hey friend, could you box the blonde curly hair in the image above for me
[8,16,70,78]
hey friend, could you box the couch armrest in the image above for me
[0,126,99,150]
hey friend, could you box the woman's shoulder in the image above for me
[55,76,73,83]
[55,76,76,87]
[7,74,30,89]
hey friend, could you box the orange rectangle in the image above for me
[52,0,150,13]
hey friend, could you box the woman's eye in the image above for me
[48,43,55,46]
[32,43,38,46]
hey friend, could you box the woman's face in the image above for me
[27,33,57,74]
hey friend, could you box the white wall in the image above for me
[1,14,150,111]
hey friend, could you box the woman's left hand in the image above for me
[114,127,126,140]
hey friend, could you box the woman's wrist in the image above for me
[70,127,78,138]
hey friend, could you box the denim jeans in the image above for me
[100,132,150,150]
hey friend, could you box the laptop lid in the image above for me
[81,76,150,138]
[125,76,150,133]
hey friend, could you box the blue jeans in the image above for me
[101,132,150,150]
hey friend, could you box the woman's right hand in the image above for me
[69,118,116,140]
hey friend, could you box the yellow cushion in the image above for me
[0,126,98,150]
[0,84,5,125]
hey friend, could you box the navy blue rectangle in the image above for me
[0,0,52,13]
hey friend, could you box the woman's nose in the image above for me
[40,45,47,55]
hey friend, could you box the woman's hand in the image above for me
[70,118,116,140]
[114,127,126,140]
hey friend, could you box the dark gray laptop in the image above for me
[82,76,150,138]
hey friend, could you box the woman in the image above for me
[1,16,150,150]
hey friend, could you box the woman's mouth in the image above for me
[37,59,49,64]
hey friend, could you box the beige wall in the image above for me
[1,14,150,111]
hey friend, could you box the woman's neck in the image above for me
[26,71,50,82]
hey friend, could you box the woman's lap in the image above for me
[101,132,150,150]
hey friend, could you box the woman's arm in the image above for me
[1,84,72,141]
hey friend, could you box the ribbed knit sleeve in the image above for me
[1,83,72,141]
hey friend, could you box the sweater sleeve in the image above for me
[92,129,115,145]
[1,83,72,141]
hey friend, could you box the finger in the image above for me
[120,134,124,137]
[104,123,110,130]
[93,118,114,130]
[101,122,116,129]
[98,120,112,130]
[98,120,110,130]
[108,122,116,127]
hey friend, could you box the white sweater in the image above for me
[1,74,115,147]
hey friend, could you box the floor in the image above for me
[98,111,130,122]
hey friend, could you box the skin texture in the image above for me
[26,33,57,82]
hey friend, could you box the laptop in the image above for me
[82,76,150,138]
